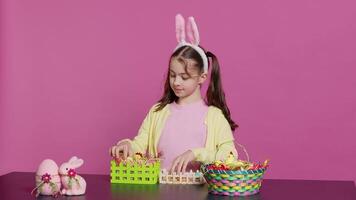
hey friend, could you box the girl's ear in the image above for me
[186,16,200,46]
[176,14,186,43]
[198,73,208,84]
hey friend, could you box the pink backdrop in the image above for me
[1,1,355,182]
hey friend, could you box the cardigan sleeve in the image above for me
[117,104,157,154]
[191,108,237,164]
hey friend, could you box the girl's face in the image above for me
[169,57,207,100]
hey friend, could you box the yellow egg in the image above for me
[214,160,223,166]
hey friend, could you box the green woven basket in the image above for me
[201,165,267,196]
[110,160,160,184]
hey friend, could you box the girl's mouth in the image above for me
[174,89,183,92]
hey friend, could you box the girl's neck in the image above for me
[176,87,203,105]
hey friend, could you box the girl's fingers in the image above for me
[177,159,184,173]
[170,157,180,173]
[112,146,118,157]
[109,142,133,159]
[123,145,128,159]
[109,146,113,156]
[182,159,189,173]
[115,145,123,158]
[128,147,133,157]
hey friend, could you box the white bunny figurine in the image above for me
[59,156,87,195]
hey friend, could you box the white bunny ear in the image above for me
[176,13,186,43]
[68,156,78,163]
[186,16,200,45]
[70,158,84,169]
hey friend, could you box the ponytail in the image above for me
[206,51,238,131]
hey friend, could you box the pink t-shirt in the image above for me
[158,99,208,170]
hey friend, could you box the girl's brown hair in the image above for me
[155,45,238,131]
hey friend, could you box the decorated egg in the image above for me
[34,159,61,196]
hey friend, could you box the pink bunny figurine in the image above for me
[32,159,61,197]
[59,156,86,195]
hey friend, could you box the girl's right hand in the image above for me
[109,141,133,159]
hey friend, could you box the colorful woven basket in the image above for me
[110,160,160,184]
[201,164,267,196]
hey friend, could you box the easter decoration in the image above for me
[159,169,205,184]
[110,152,161,184]
[201,144,270,196]
[59,156,87,195]
[31,159,61,197]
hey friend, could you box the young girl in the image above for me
[110,14,238,173]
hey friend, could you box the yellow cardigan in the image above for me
[119,103,238,164]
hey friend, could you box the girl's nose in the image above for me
[173,77,182,86]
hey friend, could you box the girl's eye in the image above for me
[169,74,190,80]
[66,168,68,170]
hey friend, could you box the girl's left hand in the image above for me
[170,150,196,173]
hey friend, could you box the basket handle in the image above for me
[235,142,250,162]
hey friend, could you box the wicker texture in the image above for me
[201,165,267,196]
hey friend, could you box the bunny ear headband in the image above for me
[174,14,209,73]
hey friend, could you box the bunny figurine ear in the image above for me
[69,156,84,168]
[176,14,186,43]
[186,16,200,46]
[69,156,78,163]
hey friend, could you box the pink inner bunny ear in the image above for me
[186,16,200,45]
[69,156,78,163]
[176,14,186,43]
[72,159,84,168]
